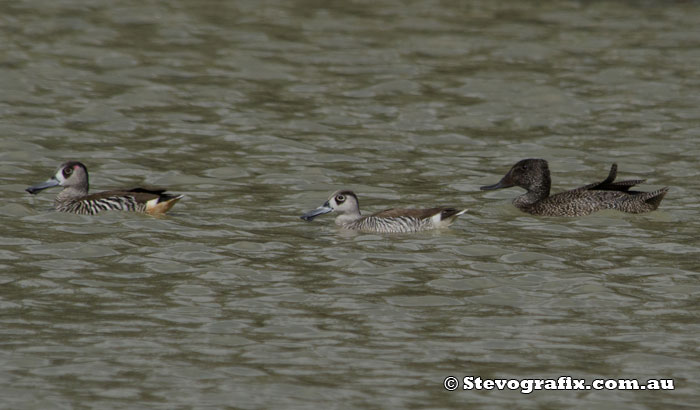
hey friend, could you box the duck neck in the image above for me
[56,186,88,203]
[514,174,551,207]
[335,211,362,227]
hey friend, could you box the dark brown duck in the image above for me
[480,159,668,217]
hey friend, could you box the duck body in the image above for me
[339,207,467,233]
[52,188,182,215]
[481,159,667,217]
[516,188,667,216]
[26,161,182,216]
[301,190,467,233]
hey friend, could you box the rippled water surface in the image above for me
[2,1,699,408]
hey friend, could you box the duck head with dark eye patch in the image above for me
[26,161,90,195]
[300,190,361,221]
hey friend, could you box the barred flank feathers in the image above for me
[56,196,142,215]
[348,216,434,233]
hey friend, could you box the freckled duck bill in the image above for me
[300,201,333,221]
[480,166,518,191]
[26,178,60,194]
[480,177,515,191]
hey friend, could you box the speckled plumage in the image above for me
[480,159,668,217]
[300,190,467,233]
[26,161,182,215]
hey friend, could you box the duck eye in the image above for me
[336,194,345,202]
[64,167,73,176]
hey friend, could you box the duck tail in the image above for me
[439,208,468,224]
[145,194,184,215]
[643,188,668,210]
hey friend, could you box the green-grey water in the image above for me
[1,1,699,408]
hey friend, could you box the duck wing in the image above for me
[372,207,441,219]
[576,164,645,193]
[84,188,179,203]
[371,207,465,219]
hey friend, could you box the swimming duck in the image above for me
[26,161,183,215]
[480,159,668,216]
[300,190,467,233]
